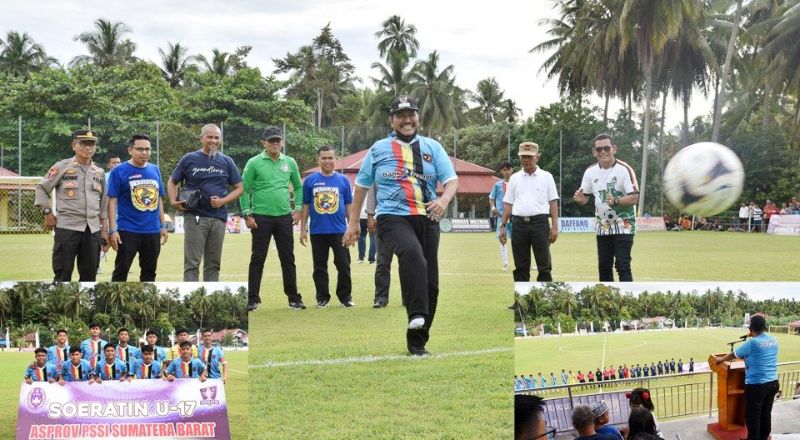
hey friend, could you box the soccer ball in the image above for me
[663,142,744,217]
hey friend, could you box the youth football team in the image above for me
[23,324,227,385]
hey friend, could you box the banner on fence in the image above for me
[439,218,491,232]
[558,217,596,233]
[17,379,230,440]
[635,216,666,232]
[767,215,800,235]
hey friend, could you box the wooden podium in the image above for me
[707,353,747,440]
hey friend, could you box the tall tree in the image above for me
[375,15,420,61]
[409,51,459,131]
[158,42,195,87]
[71,19,137,67]
[195,49,236,76]
[0,31,55,78]
[712,0,744,141]
[472,77,506,124]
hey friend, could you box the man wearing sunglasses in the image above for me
[573,133,639,282]
[240,126,304,311]
[515,394,555,440]
[35,129,109,281]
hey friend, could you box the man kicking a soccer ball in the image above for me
[573,133,639,282]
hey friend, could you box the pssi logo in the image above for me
[199,386,219,406]
[27,387,46,409]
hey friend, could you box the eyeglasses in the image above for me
[594,146,612,153]
[265,138,282,144]
[536,426,557,440]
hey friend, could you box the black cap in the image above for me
[73,129,98,142]
[261,126,283,140]
[389,95,419,114]
[749,315,767,332]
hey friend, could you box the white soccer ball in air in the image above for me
[663,142,744,217]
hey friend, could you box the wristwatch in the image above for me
[42,207,52,215]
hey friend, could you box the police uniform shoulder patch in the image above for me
[46,166,59,179]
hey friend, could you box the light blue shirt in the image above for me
[734,333,778,384]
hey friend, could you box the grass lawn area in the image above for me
[1,349,248,440]
[0,231,798,281]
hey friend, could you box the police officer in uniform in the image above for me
[35,130,109,281]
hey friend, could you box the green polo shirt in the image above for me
[240,151,302,216]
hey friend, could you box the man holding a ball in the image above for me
[573,133,639,282]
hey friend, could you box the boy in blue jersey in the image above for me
[107,133,169,281]
[199,329,227,383]
[93,343,128,383]
[59,346,93,384]
[133,345,163,380]
[344,96,458,356]
[24,348,57,384]
[166,341,207,381]
[146,330,168,365]
[80,322,107,371]
[115,328,141,374]
[716,315,779,440]
[47,329,70,371]
[300,146,354,308]
[489,162,513,270]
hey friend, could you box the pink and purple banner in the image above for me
[17,379,230,440]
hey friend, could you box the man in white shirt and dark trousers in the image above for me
[499,142,559,282]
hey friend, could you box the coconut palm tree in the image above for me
[712,0,744,141]
[375,15,420,61]
[0,31,56,78]
[71,19,137,67]
[409,51,459,131]
[472,77,506,124]
[763,1,800,128]
[159,41,195,87]
[195,49,235,76]
[0,288,10,327]
[190,287,211,329]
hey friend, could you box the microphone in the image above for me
[739,334,749,341]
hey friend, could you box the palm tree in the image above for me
[159,42,194,87]
[71,19,137,67]
[712,0,744,141]
[375,15,420,61]
[499,99,522,124]
[0,288,10,327]
[472,77,506,124]
[620,0,700,214]
[190,287,211,329]
[0,31,56,78]
[59,283,86,321]
[371,50,414,97]
[15,283,37,324]
[195,49,235,76]
[763,1,800,128]
[409,51,459,131]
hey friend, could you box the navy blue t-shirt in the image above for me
[108,161,165,234]
[302,171,352,234]
[170,151,243,221]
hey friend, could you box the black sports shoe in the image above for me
[373,299,388,308]
[315,300,329,308]
[288,301,307,310]
[247,303,260,312]
[409,348,431,357]
[342,300,356,307]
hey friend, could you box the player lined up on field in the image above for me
[23,326,227,384]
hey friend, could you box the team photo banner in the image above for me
[767,214,800,235]
[17,379,230,440]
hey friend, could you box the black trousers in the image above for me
[744,380,779,440]
[596,234,634,281]
[373,232,394,302]
[112,230,161,282]
[377,215,439,352]
[510,215,552,282]
[248,214,300,305]
[53,226,100,282]
[310,233,351,303]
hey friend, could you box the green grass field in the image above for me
[0,231,798,281]
[248,232,512,439]
[515,328,800,419]
[1,350,249,440]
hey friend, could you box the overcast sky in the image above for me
[515,282,800,302]
[0,0,712,129]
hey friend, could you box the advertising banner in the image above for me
[557,217,596,233]
[439,218,491,232]
[767,215,800,235]
[635,216,666,232]
[17,379,230,440]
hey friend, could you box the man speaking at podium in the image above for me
[715,315,779,440]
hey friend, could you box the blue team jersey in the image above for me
[133,360,163,379]
[166,358,206,379]
[489,180,507,213]
[47,345,71,370]
[198,345,225,379]
[94,359,128,380]
[170,150,242,221]
[108,161,165,233]
[60,360,93,382]
[115,345,141,373]
[152,346,168,364]
[735,333,779,384]
[355,133,457,217]
[303,171,352,234]
[25,363,58,382]
[80,339,108,367]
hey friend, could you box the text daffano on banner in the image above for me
[17,379,230,440]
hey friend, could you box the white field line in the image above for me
[251,347,512,369]
[227,368,248,375]
[601,332,608,367]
